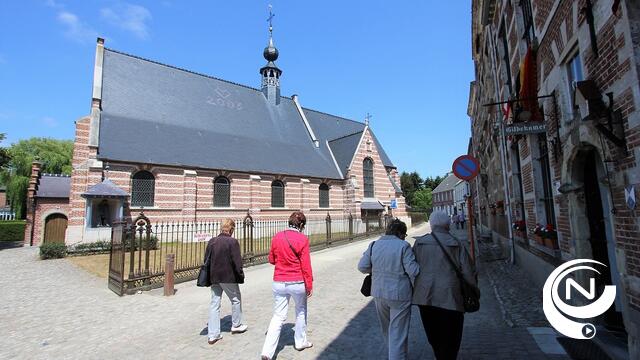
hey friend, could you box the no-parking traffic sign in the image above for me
[452,155,480,181]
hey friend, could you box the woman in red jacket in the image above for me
[261,211,314,360]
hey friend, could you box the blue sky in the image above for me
[0,0,472,178]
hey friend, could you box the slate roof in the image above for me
[98,49,395,180]
[35,174,71,198]
[432,173,460,194]
[82,179,128,198]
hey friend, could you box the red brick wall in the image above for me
[0,191,6,208]
[30,198,70,246]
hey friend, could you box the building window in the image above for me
[131,171,155,207]
[319,183,330,208]
[271,180,285,208]
[537,134,556,227]
[566,52,584,111]
[213,176,230,207]
[363,158,374,198]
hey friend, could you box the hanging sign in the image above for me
[625,185,636,210]
[452,155,480,181]
[504,123,547,135]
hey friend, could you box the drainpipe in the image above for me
[498,117,515,264]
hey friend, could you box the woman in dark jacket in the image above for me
[205,218,247,345]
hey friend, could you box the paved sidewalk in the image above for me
[1,223,564,359]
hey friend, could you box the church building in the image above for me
[26,25,408,245]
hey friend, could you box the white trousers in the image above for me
[208,283,242,340]
[374,297,412,360]
[261,282,308,358]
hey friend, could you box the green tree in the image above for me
[0,133,9,170]
[0,138,73,219]
[400,171,424,206]
[424,175,444,191]
[412,187,433,211]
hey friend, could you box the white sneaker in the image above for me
[231,324,248,334]
[294,342,313,351]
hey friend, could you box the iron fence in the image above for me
[108,212,390,295]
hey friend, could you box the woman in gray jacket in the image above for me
[412,210,478,360]
[358,219,419,360]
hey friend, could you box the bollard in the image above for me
[164,253,175,296]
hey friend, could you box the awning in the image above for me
[361,200,385,210]
[82,178,129,198]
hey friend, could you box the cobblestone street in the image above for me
[1,223,568,359]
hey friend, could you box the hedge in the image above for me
[40,243,67,259]
[0,220,26,242]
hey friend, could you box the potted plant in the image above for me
[489,203,497,215]
[512,220,527,238]
[543,224,559,249]
[532,224,545,245]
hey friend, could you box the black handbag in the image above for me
[360,241,375,297]
[197,243,212,287]
[431,233,480,313]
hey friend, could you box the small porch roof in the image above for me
[81,179,129,198]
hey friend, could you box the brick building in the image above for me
[23,161,71,246]
[432,173,460,216]
[46,28,407,245]
[469,0,640,355]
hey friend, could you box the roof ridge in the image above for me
[328,130,365,143]
[104,47,294,99]
[301,107,365,125]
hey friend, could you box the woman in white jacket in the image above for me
[358,219,419,360]
[411,210,478,360]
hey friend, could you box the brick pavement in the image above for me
[0,224,567,359]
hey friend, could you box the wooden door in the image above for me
[44,214,67,244]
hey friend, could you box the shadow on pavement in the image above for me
[0,241,23,251]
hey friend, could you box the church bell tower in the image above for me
[260,5,281,105]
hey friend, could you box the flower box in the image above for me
[544,236,559,250]
[533,234,544,245]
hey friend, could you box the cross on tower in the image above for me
[365,113,372,125]
[267,4,275,34]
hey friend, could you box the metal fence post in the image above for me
[325,212,332,245]
[348,213,354,240]
[243,212,254,262]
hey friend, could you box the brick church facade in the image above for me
[26,30,407,246]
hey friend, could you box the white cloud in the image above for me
[101,3,151,40]
[41,117,58,128]
[57,11,98,43]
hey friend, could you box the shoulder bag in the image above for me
[360,241,375,297]
[431,232,480,313]
[197,242,213,287]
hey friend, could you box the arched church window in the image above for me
[213,176,231,207]
[363,158,374,198]
[271,180,285,208]
[319,183,330,208]
[131,171,155,207]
